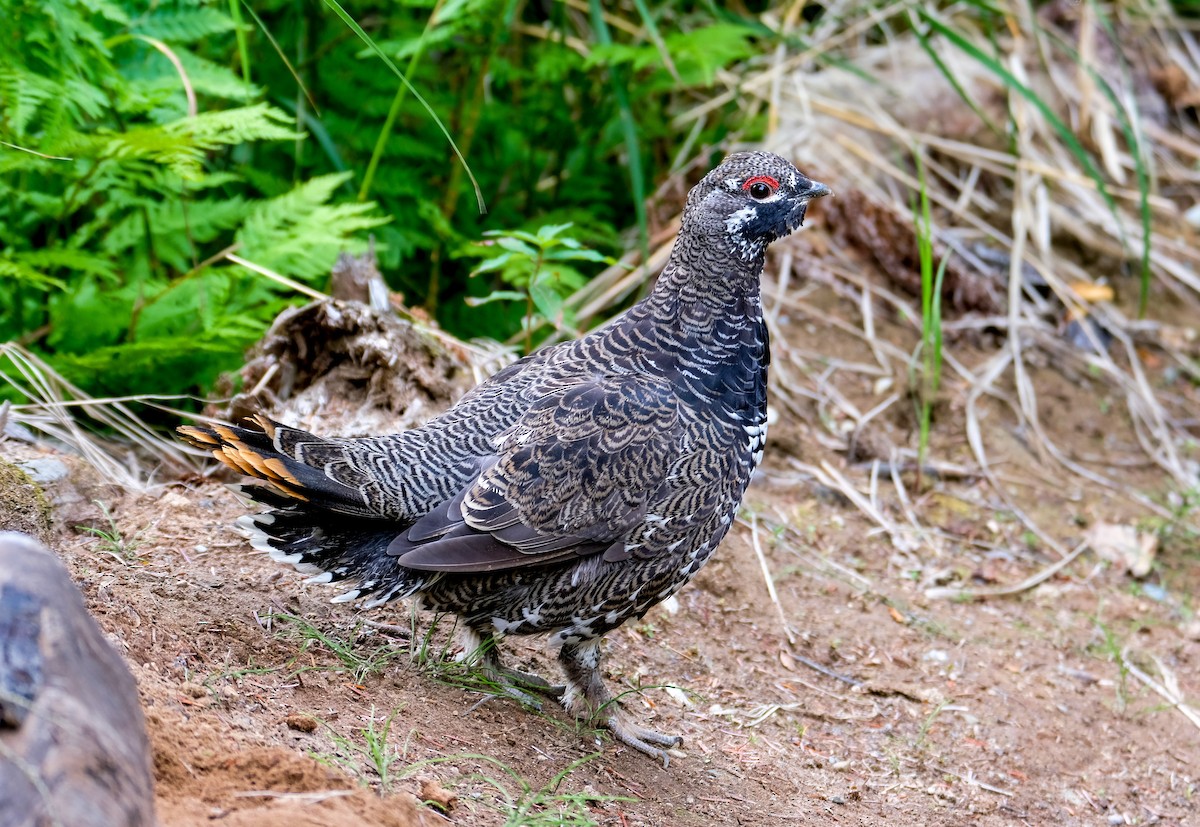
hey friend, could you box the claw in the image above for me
[604,709,683,766]
[558,639,684,766]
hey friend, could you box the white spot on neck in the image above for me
[725,205,765,261]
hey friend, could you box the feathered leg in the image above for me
[558,639,682,766]
[457,625,564,708]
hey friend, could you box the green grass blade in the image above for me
[909,10,1001,138]
[319,0,486,214]
[359,0,445,203]
[588,0,648,262]
[228,0,251,87]
[913,149,945,475]
[931,252,948,395]
[630,0,680,81]
[239,0,319,115]
[918,10,1117,218]
[276,97,348,175]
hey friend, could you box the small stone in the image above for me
[419,778,457,812]
[158,491,192,511]
[285,714,318,733]
[1185,201,1200,229]
[15,458,69,485]
[180,682,207,699]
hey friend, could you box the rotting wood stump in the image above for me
[0,532,154,827]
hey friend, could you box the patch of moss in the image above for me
[0,459,53,544]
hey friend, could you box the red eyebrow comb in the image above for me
[742,175,780,191]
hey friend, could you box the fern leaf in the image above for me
[77,0,131,26]
[167,104,300,149]
[101,194,253,270]
[236,173,388,280]
[131,7,236,44]
[20,248,118,282]
[0,69,55,137]
[176,50,261,101]
[0,257,67,291]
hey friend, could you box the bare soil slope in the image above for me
[4,275,1197,827]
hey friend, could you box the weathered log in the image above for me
[0,532,155,827]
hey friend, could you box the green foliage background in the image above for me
[1,0,769,400]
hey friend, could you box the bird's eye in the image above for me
[742,175,779,200]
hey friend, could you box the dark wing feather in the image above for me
[387,374,679,572]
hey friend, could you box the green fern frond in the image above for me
[62,76,112,121]
[77,0,131,26]
[101,194,253,270]
[168,103,300,149]
[0,257,67,291]
[103,125,204,177]
[130,7,236,44]
[20,248,118,282]
[96,105,297,178]
[49,327,259,395]
[175,50,261,101]
[0,69,57,137]
[236,172,388,281]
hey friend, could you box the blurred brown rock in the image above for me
[0,532,155,827]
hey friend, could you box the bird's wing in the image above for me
[387,374,680,572]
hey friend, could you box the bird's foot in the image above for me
[602,708,683,768]
[558,639,683,766]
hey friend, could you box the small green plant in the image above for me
[635,622,657,640]
[76,501,145,561]
[203,658,288,689]
[913,699,950,751]
[399,751,629,827]
[403,612,553,711]
[317,706,403,792]
[910,150,948,484]
[465,223,615,351]
[273,614,400,684]
[407,610,459,670]
[1090,620,1132,713]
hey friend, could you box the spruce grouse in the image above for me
[179,152,830,765]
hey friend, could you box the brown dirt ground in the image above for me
[4,273,1199,827]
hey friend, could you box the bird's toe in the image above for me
[603,710,683,766]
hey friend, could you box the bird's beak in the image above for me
[803,180,833,200]
[789,179,833,230]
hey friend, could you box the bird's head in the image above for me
[684,151,831,261]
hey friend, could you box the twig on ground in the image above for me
[747,512,795,645]
[924,540,1088,601]
[1120,651,1200,732]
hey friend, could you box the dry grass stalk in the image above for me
[745,512,796,645]
[1119,650,1200,733]
[0,343,195,489]
[669,1,1200,595]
